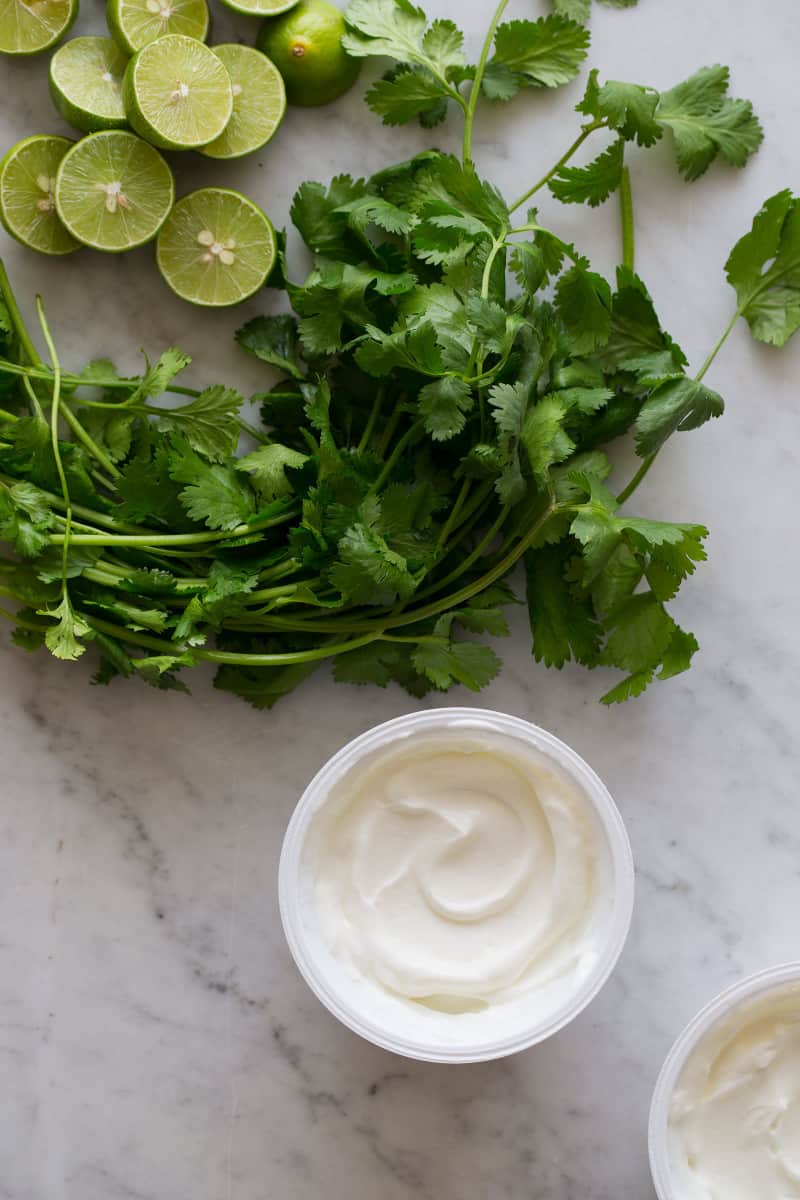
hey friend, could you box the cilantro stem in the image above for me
[36,297,73,601]
[508,121,604,214]
[423,503,510,596]
[619,165,635,271]
[47,509,296,547]
[0,259,41,366]
[359,384,383,451]
[695,309,740,382]
[616,454,656,505]
[368,419,423,494]
[60,402,122,479]
[0,407,17,423]
[437,477,470,546]
[462,0,511,164]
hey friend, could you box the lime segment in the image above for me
[54,130,174,251]
[0,0,78,56]
[49,36,129,133]
[202,45,286,160]
[156,187,276,306]
[123,34,233,151]
[106,0,208,56]
[257,0,360,107]
[0,135,80,255]
[217,0,297,16]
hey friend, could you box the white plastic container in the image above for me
[649,962,800,1198]
[279,708,635,1063]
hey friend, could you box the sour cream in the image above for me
[668,983,800,1200]
[311,730,607,1012]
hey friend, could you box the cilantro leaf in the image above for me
[235,315,305,381]
[725,190,800,347]
[214,661,319,709]
[418,376,473,441]
[291,176,367,260]
[555,265,612,354]
[168,437,256,531]
[656,65,763,181]
[330,523,417,605]
[578,71,661,146]
[489,17,590,96]
[549,138,624,207]
[366,65,449,128]
[526,543,601,667]
[154,386,243,462]
[40,592,91,661]
[412,638,501,691]
[236,444,309,500]
[128,349,191,405]
[0,479,55,557]
[634,376,724,455]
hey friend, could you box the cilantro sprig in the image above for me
[0,0,795,708]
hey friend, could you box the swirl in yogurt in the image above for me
[313,733,604,1011]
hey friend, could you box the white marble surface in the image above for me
[2,1,800,1197]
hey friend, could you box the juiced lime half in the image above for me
[216,0,297,17]
[156,187,276,306]
[49,36,129,132]
[123,34,233,151]
[106,0,208,56]
[0,135,80,255]
[202,44,285,160]
[54,129,174,251]
[0,0,77,55]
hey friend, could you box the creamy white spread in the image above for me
[313,732,605,1012]
[669,983,800,1200]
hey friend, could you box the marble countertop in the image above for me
[2,1,800,1197]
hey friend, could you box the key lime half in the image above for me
[54,129,174,251]
[106,0,209,56]
[156,187,276,306]
[0,0,78,56]
[0,135,80,255]
[123,34,233,150]
[202,45,285,160]
[49,36,129,133]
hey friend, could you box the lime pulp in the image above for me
[0,0,78,56]
[105,0,209,56]
[156,187,276,306]
[0,135,80,255]
[49,36,129,133]
[54,130,174,252]
[122,34,233,151]
[202,44,286,160]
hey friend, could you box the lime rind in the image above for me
[0,0,78,56]
[156,186,276,306]
[49,36,129,133]
[105,0,209,56]
[202,44,286,160]
[54,129,174,252]
[123,34,233,151]
[216,0,298,16]
[0,135,80,255]
[256,0,361,107]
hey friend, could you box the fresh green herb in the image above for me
[0,1,795,708]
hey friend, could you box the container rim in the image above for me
[648,960,800,1198]
[278,707,635,1064]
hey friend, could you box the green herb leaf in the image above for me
[656,65,763,181]
[725,190,800,347]
[549,138,624,206]
[490,17,590,94]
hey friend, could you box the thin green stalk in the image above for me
[368,420,423,495]
[619,165,635,271]
[437,478,471,546]
[616,454,656,506]
[36,297,74,601]
[695,309,740,382]
[47,509,296,548]
[60,403,121,479]
[0,260,40,365]
[0,407,16,423]
[375,404,403,460]
[463,0,511,163]
[422,503,510,597]
[22,375,45,423]
[358,385,384,451]
[509,122,604,214]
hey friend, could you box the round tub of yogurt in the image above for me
[649,963,800,1200]
[279,708,634,1063]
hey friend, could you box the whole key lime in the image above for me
[256,0,360,107]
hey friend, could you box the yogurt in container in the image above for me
[650,963,800,1200]
[279,708,634,1062]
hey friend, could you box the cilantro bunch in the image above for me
[1,0,798,709]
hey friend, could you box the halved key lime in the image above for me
[156,187,276,306]
[0,135,80,255]
[106,0,208,56]
[201,44,285,160]
[0,0,78,56]
[49,36,129,133]
[122,34,233,151]
[54,129,174,251]
[216,0,297,17]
